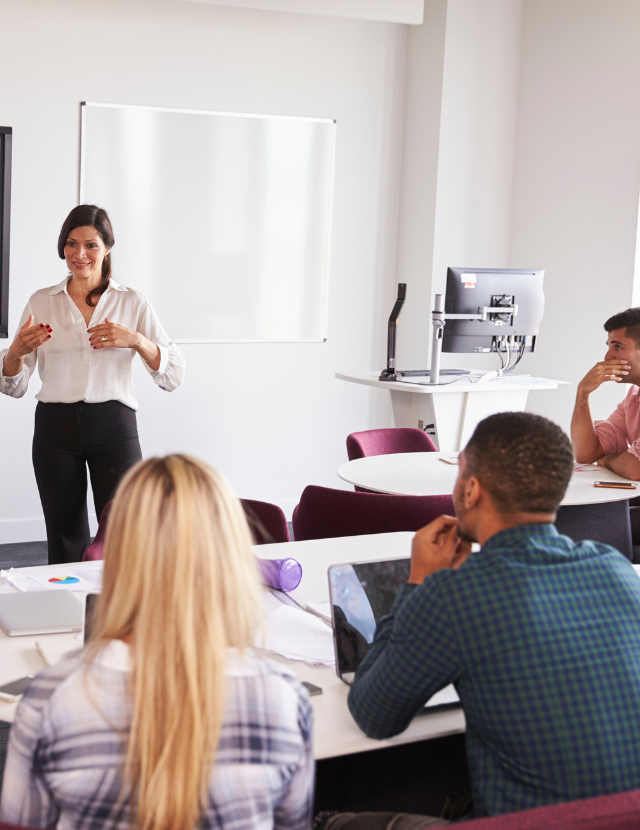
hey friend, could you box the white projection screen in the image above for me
[79,102,336,342]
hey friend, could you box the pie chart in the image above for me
[48,576,80,585]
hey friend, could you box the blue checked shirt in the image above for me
[0,641,314,830]
[348,524,640,818]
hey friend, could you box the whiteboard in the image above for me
[79,102,336,343]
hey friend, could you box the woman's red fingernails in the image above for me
[47,335,51,339]
[39,324,44,328]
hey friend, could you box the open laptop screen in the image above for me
[328,558,460,710]
[329,558,411,678]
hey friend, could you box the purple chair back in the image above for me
[292,485,454,541]
[241,498,290,545]
[82,500,114,561]
[346,427,437,461]
[462,788,640,829]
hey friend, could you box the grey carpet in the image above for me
[0,540,48,570]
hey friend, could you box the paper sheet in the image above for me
[305,601,332,626]
[263,601,335,666]
[481,375,552,385]
[426,684,460,708]
[36,638,83,667]
[1,562,104,593]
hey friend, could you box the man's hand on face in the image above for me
[408,515,473,585]
[577,360,629,396]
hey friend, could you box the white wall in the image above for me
[0,0,407,541]
[393,0,448,372]
[181,0,424,24]
[510,0,640,430]
[396,0,525,373]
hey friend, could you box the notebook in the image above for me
[328,558,460,711]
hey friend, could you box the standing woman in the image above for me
[0,205,185,564]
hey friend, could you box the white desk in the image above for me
[0,533,465,760]
[336,371,564,452]
[337,453,638,506]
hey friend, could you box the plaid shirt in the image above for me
[0,640,314,830]
[348,524,640,818]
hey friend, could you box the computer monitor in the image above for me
[442,267,545,354]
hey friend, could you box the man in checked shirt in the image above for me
[316,412,640,830]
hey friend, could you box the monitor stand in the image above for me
[428,293,517,384]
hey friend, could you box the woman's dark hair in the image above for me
[57,205,115,307]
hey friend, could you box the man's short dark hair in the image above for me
[604,308,640,347]
[463,412,574,514]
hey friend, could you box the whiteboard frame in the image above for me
[78,101,336,344]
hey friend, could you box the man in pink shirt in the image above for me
[571,308,640,480]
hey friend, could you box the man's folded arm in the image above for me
[347,580,461,740]
[598,445,640,480]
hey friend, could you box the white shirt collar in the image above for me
[92,639,131,672]
[49,277,127,296]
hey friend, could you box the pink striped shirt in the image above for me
[594,386,640,461]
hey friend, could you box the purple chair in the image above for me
[82,498,290,562]
[346,428,438,492]
[82,500,113,561]
[240,498,290,545]
[292,485,454,541]
[460,788,640,829]
[346,427,437,461]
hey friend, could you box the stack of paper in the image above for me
[305,601,332,626]
[262,592,335,666]
[1,562,103,593]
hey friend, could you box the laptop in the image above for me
[328,558,460,712]
[0,590,84,636]
[83,592,100,644]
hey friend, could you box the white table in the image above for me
[336,371,564,452]
[0,533,465,760]
[337,452,638,506]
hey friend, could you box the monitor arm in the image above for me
[379,283,407,381]
[429,294,518,385]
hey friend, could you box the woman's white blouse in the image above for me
[0,277,185,410]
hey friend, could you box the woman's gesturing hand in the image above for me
[3,315,52,378]
[8,315,52,359]
[88,318,140,350]
[88,318,162,371]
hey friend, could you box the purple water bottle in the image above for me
[257,557,303,592]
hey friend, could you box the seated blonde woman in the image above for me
[0,455,314,830]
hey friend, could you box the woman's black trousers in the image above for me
[32,400,142,564]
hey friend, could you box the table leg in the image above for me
[390,389,531,452]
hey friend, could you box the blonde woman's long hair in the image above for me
[88,455,263,830]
